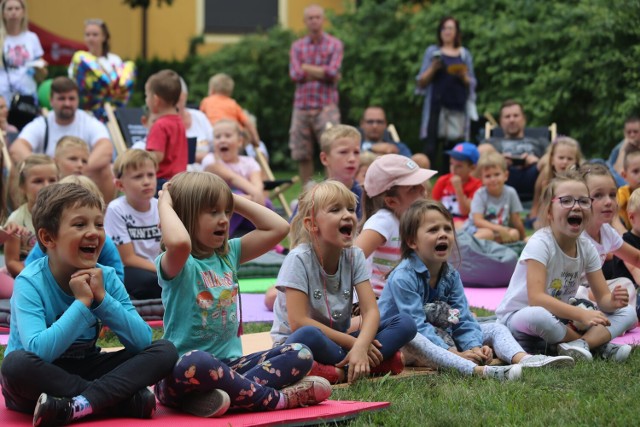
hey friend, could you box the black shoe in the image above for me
[33,393,73,427]
[120,387,157,419]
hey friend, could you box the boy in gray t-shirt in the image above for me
[466,152,526,243]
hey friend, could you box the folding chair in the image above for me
[104,102,128,156]
[484,121,557,142]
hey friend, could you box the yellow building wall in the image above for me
[28,0,350,60]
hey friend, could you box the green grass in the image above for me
[2,319,639,425]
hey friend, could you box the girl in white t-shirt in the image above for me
[575,163,640,309]
[355,154,437,297]
[203,119,272,237]
[496,171,636,362]
[4,154,57,278]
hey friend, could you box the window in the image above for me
[204,0,279,34]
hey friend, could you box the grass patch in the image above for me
[3,319,640,425]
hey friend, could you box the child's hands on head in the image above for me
[158,181,173,207]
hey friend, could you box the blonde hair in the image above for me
[59,175,103,204]
[319,124,361,154]
[113,149,158,179]
[628,188,640,213]
[208,73,234,96]
[1,0,28,33]
[537,170,589,228]
[623,148,640,171]
[54,136,89,157]
[167,172,234,258]
[290,180,357,248]
[212,119,242,135]
[477,151,507,173]
[18,154,57,187]
[541,136,583,184]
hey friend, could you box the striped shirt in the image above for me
[362,209,401,296]
[290,33,343,109]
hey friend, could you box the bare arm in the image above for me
[84,138,113,172]
[9,138,32,164]
[205,161,264,203]
[450,176,471,217]
[417,59,443,88]
[237,194,289,263]
[354,229,386,258]
[158,186,191,280]
[472,213,513,234]
[510,212,526,240]
[3,233,23,277]
[148,150,165,164]
[116,242,156,272]
[587,269,629,313]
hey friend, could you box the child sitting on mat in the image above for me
[270,180,417,384]
[378,200,574,381]
[155,172,331,417]
[496,170,637,362]
[1,183,178,426]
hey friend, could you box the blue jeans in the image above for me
[284,313,417,365]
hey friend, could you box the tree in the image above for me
[123,0,174,59]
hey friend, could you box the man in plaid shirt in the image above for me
[289,4,343,184]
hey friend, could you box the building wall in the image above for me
[28,0,350,60]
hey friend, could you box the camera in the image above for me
[432,50,442,60]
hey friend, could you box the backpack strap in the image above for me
[43,115,49,154]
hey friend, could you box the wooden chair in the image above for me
[484,121,557,142]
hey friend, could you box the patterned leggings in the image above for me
[402,323,524,375]
[155,343,312,411]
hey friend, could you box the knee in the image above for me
[286,326,323,347]
[149,339,179,369]
[174,349,219,376]
[396,313,418,340]
[1,350,34,382]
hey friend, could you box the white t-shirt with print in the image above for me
[362,208,400,297]
[104,196,161,264]
[0,31,43,102]
[496,227,601,322]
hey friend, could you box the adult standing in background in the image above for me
[68,19,134,120]
[0,0,46,123]
[289,4,343,184]
[415,16,476,174]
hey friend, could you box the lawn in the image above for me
[3,318,638,426]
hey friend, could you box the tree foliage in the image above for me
[153,0,640,168]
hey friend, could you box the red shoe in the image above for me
[370,351,405,376]
[308,361,342,384]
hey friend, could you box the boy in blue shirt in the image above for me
[0,183,177,427]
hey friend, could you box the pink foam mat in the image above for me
[463,286,507,311]
[0,397,389,427]
[611,326,640,346]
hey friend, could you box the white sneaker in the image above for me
[518,354,575,368]
[483,364,522,381]
[558,339,593,361]
[594,342,632,363]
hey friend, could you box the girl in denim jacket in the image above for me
[378,199,574,380]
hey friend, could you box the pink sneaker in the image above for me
[280,376,332,408]
[370,351,405,376]
[308,361,342,384]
